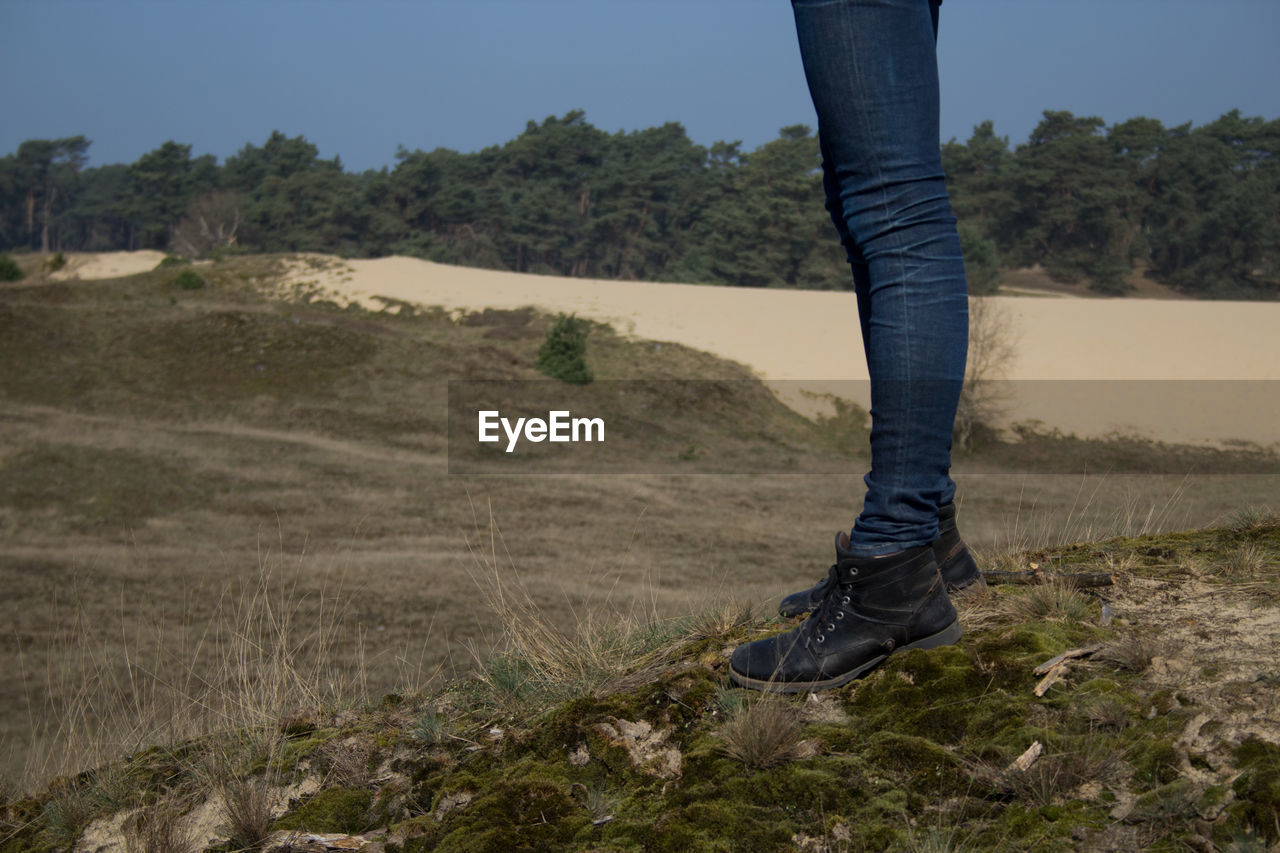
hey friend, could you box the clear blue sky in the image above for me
[4,0,1278,171]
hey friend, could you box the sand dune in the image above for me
[48,250,168,280]
[58,251,1280,448]
[278,255,1280,449]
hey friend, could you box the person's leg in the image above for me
[731,0,969,691]
[795,0,968,555]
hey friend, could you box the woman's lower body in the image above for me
[728,0,973,691]
[793,0,969,555]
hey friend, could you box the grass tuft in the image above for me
[466,515,687,710]
[123,795,196,853]
[410,708,448,746]
[1098,633,1172,673]
[1216,543,1270,578]
[718,698,807,770]
[216,774,275,851]
[1224,505,1278,531]
[683,599,757,643]
[970,738,1119,808]
[1007,577,1094,623]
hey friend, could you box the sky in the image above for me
[3,0,1279,172]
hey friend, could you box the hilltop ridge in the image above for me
[3,518,1278,852]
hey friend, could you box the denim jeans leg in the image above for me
[792,0,969,555]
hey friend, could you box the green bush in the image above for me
[156,254,190,269]
[535,313,593,384]
[174,269,204,291]
[44,252,66,272]
[0,254,23,282]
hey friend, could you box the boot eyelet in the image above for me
[841,595,850,605]
[836,612,844,620]
[816,633,825,643]
[849,569,858,577]
[826,623,835,632]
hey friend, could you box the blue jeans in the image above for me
[792,0,969,555]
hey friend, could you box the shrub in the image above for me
[0,254,22,282]
[535,313,593,384]
[156,254,190,269]
[174,269,205,291]
[44,252,66,273]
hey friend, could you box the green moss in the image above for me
[843,641,1040,753]
[1128,737,1183,787]
[275,787,375,835]
[0,794,56,853]
[601,800,793,852]
[861,731,961,795]
[432,761,584,851]
[273,734,332,771]
[1128,778,1198,822]
[1225,737,1280,842]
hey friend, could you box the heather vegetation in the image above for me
[1,259,1279,849]
[3,108,1277,297]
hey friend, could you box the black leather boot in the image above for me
[731,535,962,693]
[777,502,984,618]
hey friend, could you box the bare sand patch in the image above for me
[281,255,1280,449]
[48,250,168,280]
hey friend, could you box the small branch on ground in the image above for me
[983,569,1114,587]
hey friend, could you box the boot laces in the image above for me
[804,563,858,646]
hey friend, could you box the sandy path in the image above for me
[280,256,1280,449]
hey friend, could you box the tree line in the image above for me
[2,108,1276,297]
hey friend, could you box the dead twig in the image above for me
[1031,645,1103,697]
[1033,645,1104,676]
[983,570,1113,587]
[1007,741,1043,772]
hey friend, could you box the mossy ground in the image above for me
[3,520,1277,852]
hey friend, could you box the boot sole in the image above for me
[728,619,963,694]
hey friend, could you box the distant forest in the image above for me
[2,109,1277,298]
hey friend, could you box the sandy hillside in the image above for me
[54,252,1280,448]
[278,255,1280,450]
[48,250,168,280]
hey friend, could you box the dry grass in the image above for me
[1223,505,1278,531]
[215,773,275,852]
[318,737,373,789]
[1081,696,1133,733]
[982,473,1196,556]
[969,737,1121,808]
[682,599,757,644]
[1007,578,1095,624]
[465,512,689,708]
[1216,543,1271,578]
[123,795,197,853]
[717,698,808,770]
[8,544,371,797]
[197,731,286,853]
[1097,633,1174,673]
[4,260,1277,793]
